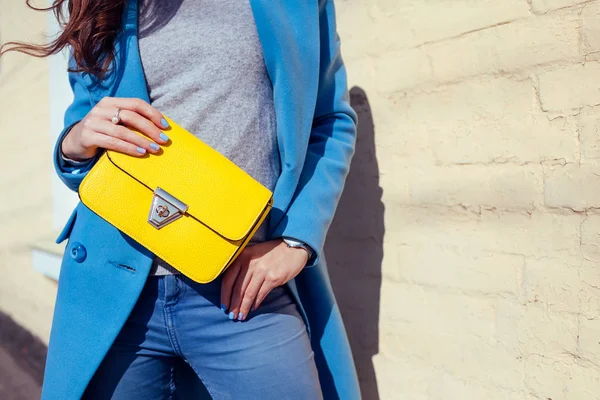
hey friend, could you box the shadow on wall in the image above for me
[326,86,384,400]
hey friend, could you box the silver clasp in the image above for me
[148,187,188,229]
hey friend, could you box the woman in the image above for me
[3,0,359,398]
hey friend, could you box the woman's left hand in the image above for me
[220,239,309,321]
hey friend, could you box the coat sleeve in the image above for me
[271,0,357,267]
[53,56,103,192]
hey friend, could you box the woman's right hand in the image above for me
[61,97,170,161]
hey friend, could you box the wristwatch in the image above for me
[282,237,314,258]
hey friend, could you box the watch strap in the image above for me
[282,237,314,258]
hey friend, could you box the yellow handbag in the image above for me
[78,116,273,283]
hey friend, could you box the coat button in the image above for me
[70,242,87,263]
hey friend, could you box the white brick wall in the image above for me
[335,0,600,398]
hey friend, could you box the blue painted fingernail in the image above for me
[161,118,169,128]
[150,142,160,151]
[159,132,169,142]
[136,147,146,154]
[228,312,236,320]
[238,313,244,320]
[221,304,227,312]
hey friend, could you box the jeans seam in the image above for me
[163,304,184,358]
[180,358,219,400]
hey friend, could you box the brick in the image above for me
[379,282,525,389]
[544,163,600,210]
[427,14,581,84]
[373,353,526,400]
[372,354,431,400]
[395,245,522,295]
[379,282,496,334]
[378,13,582,92]
[387,208,581,261]
[579,261,600,318]
[374,47,434,93]
[531,0,593,14]
[580,111,600,159]
[582,2,600,54]
[495,300,579,356]
[389,77,578,164]
[538,62,600,112]
[579,316,600,365]
[523,258,581,313]
[581,216,600,263]
[409,164,543,210]
[336,0,530,61]
[525,354,600,400]
[428,376,527,400]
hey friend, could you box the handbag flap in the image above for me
[106,117,273,242]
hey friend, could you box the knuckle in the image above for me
[252,261,266,274]
[111,127,124,139]
[81,118,94,130]
[266,272,279,284]
[79,134,90,148]
[107,136,121,149]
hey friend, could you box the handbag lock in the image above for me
[148,187,188,229]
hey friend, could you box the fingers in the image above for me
[93,120,163,155]
[220,259,241,313]
[78,97,171,157]
[64,97,170,161]
[228,261,252,320]
[99,97,169,131]
[95,107,168,145]
[120,109,168,144]
[252,281,273,312]
[90,132,148,157]
[236,275,264,321]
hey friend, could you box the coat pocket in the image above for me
[56,207,78,244]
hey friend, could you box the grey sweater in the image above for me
[139,0,280,275]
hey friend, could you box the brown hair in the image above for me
[0,0,125,79]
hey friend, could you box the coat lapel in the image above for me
[85,0,320,228]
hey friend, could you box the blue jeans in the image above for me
[82,274,322,399]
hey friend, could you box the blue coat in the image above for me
[41,0,360,398]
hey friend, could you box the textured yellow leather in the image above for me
[78,116,273,283]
